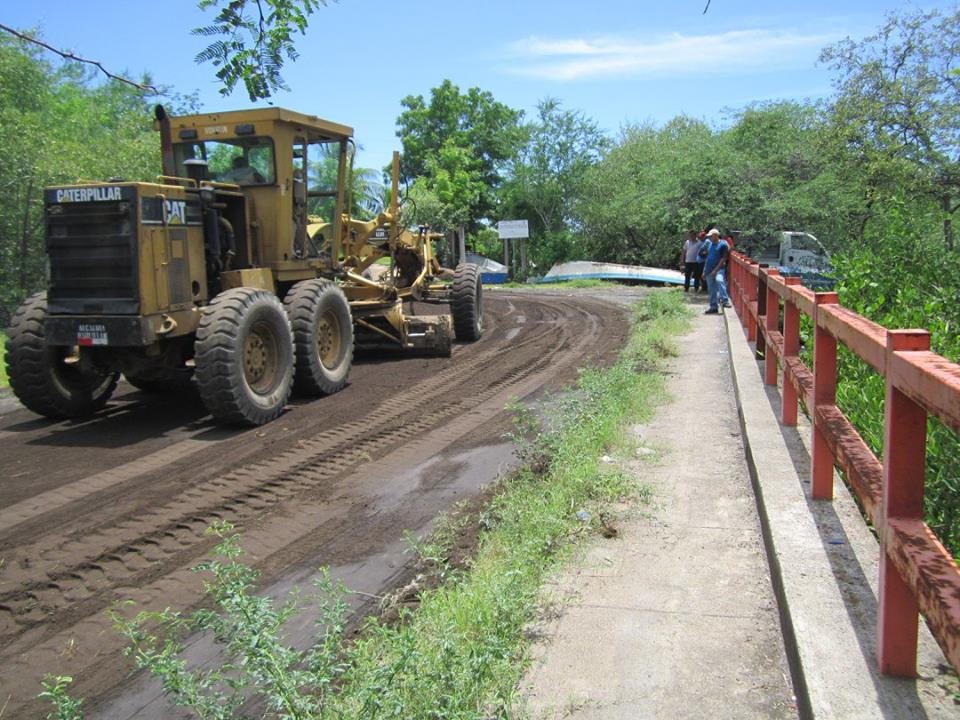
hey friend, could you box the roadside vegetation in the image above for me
[41,290,690,720]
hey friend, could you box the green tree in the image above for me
[499,98,608,271]
[306,143,385,220]
[395,80,526,226]
[0,35,176,326]
[720,101,865,249]
[820,8,960,248]
[575,117,735,266]
[504,98,607,234]
[193,0,326,101]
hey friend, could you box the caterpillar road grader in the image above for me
[4,106,484,426]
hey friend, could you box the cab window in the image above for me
[173,137,276,185]
[306,140,343,221]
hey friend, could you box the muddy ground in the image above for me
[0,288,645,718]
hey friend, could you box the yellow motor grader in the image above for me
[4,106,483,426]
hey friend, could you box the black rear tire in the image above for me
[451,263,483,341]
[194,287,294,426]
[284,279,353,396]
[5,292,119,418]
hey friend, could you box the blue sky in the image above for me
[4,1,957,171]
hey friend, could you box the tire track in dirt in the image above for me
[0,321,565,637]
[0,299,570,625]
[0,291,630,719]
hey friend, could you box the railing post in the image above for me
[764,269,780,385]
[811,292,839,500]
[781,277,802,426]
[729,255,739,314]
[745,262,757,341]
[738,258,747,329]
[877,329,930,677]
[756,264,768,360]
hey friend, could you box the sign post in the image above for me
[498,220,529,279]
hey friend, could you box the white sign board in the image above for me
[497,219,529,239]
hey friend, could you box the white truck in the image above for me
[750,231,834,290]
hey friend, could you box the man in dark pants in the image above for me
[680,231,704,292]
[703,229,729,314]
[696,230,708,292]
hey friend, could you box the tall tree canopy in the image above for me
[499,98,608,270]
[515,98,607,232]
[395,80,525,229]
[820,8,960,247]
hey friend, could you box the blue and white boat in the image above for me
[465,253,510,284]
[540,261,685,286]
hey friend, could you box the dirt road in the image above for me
[0,289,634,719]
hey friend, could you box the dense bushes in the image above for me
[833,203,960,553]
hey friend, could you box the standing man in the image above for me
[680,231,704,292]
[702,229,729,314]
[696,230,708,292]
[717,234,736,308]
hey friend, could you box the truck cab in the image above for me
[753,231,834,290]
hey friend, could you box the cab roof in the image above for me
[163,108,354,143]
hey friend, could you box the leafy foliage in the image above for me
[113,521,352,719]
[820,8,960,247]
[193,0,326,101]
[0,34,193,328]
[396,79,526,229]
[832,200,960,554]
[0,332,7,387]
[39,675,84,720]
[576,116,731,266]
[306,142,385,220]
[499,98,609,272]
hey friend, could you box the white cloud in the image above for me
[503,29,839,81]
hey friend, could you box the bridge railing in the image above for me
[727,251,960,678]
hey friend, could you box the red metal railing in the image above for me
[727,252,960,677]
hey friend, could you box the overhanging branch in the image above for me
[0,24,156,92]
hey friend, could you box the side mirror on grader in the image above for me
[4,105,484,426]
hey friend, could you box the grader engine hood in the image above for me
[44,182,207,346]
[46,184,141,316]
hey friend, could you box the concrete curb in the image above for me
[722,309,956,719]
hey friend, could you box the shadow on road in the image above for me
[3,385,229,448]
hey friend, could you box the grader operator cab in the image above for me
[5,106,483,426]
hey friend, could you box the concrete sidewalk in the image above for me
[520,294,957,719]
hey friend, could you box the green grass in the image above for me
[0,332,8,388]
[328,291,691,719]
[44,289,692,720]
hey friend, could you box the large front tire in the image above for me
[5,292,119,418]
[283,279,353,396]
[194,288,294,426]
[451,263,483,341]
